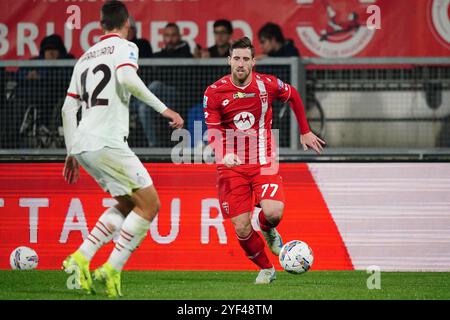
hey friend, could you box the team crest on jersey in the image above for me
[233,112,255,130]
[259,93,268,104]
[221,202,229,215]
[233,92,256,99]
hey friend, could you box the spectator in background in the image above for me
[195,19,233,58]
[127,16,153,58]
[257,23,300,58]
[11,34,74,148]
[138,22,191,146]
[39,34,75,60]
[153,23,193,58]
[126,16,153,146]
[25,34,74,80]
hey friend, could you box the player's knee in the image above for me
[148,197,161,219]
[234,222,253,239]
[153,198,161,214]
[264,205,284,224]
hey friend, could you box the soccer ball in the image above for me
[279,240,314,274]
[9,246,39,270]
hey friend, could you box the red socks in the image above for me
[237,230,272,269]
[258,210,280,232]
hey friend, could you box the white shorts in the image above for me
[75,147,153,197]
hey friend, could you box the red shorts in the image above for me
[217,164,285,219]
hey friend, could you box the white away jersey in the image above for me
[66,33,139,154]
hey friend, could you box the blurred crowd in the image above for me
[0,19,300,149]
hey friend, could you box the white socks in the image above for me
[107,211,151,272]
[79,207,125,261]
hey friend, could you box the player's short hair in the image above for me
[100,0,129,32]
[165,22,180,33]
[258,23,285,44]
[229,37,255,57]
[213,19,233,35]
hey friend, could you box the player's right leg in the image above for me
[94,185,160,297]
[62,195,134,294]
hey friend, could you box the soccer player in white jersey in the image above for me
[61,0,184,297]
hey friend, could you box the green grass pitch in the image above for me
[0,270,449,300]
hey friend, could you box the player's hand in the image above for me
[300,131,326,154]
[162,108,184,129]
[222,153,242,168]
[63,155,80,184]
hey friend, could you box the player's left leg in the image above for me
[259,200,284,256]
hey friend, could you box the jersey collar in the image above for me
[229,72,254,90]
[99,33,122,41]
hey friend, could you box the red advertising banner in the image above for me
[0,163,353,271]
[0,0,449,60]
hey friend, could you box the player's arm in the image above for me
[204,90,225,165]
[277,79,326,154]
[203,89,240,167]
[116,66,183,129]
[116,43,183,128]
[61,71,81,184]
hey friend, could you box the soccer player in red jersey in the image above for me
[203,37,325,284]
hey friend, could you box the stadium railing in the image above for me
[1,57,449,161]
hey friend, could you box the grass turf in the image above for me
[0,270,449,300]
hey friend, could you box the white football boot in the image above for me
[255,267,276,284]
[260,227,283,256]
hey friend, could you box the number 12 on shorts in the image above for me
[261,184,279,197]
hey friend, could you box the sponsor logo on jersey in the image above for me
[233,112,255,130]
[277,79,284,90]
[233,92,256,99]
[203,95,208,109]
[129,51,137,61]
[222,99,230,106]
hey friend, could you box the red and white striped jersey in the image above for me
[204,72,292,165]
